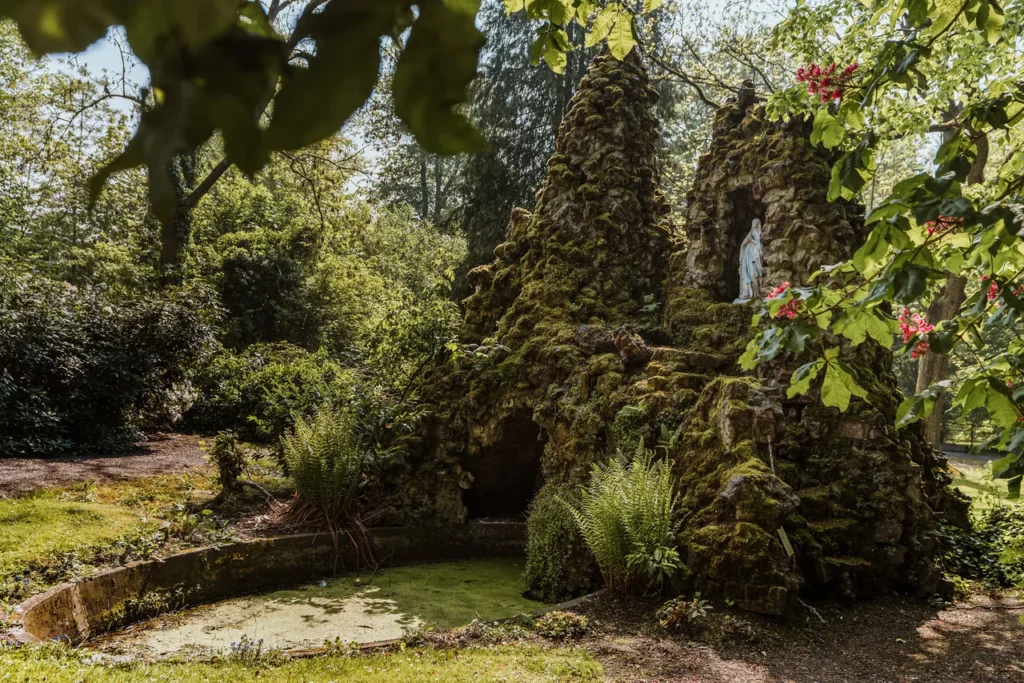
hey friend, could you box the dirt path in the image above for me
[581,592,1024,682]
[0,433,209,498]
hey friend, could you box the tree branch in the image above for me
[649,54,722,110]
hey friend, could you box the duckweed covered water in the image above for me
[94,558,546,657]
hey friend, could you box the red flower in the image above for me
[776,300,800,319]
[767,281,791,300]
[798,61,858,102]
[899,308,933,358]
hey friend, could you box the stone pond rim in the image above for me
[11,522,526,645]
[373,48,970,615]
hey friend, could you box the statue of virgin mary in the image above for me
[734,218,764,303]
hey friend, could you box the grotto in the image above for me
[376,48,970,617]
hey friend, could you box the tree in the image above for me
[0,22,153,287]
[0,1,666,249]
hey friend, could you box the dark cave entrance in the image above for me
[462,412,545,519]
[723,187,766,302]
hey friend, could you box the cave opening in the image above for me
[462,412,545,520]
[723,186,766,302]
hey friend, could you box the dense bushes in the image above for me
[282,409,364,520]
[523,484,598,602]
[215,228,320,351]
[564,447,683,594]
[186,343,356,443]
[939,504,1024,590]
[0,273,217,456]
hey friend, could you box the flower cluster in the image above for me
[899,309,934,359]
[924,214,963,236]
[766,281,799,319]
[796,62,858,102]
[981,275,1000,301]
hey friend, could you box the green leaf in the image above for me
[267,0,394,153]
[125,0,239,63]
[892,265,928,304]
[0,0,138,54]
[811,108,845,150]
[607,11,635,59]
[444,0,481,14]
[821,352,868,412]
[393,1,486,154]
[835,308,893,346]
[985,377,1019,428]
[788,359,825,398]
[926,320,959,355]
[586,4,616,47]
[895,380,951,428]
[643,0,663,11]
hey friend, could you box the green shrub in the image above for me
[215,228,321,351]
[534,611,589,640]
[282,409,364,521]
[656,593,713,631]
[0,273,217,456]
[524,484,598,602]
[186,343,356,443]
[209,431,246,494]
[939,504,1024,588]
[564,446,683,594]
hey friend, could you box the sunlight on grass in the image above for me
[0,645,602,682]
[0,498,148,575]
[949,459,1022,512]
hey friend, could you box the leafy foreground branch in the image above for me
[742,0,1024,494]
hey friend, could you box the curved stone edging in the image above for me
[12,522,526,645]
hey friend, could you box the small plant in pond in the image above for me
[323,636,361,656]
[656,593,714,631]
[535,611,589,640]
[282,408,364,522]
[227,634,286,666]
[209,430,246,494]
[562,444,683,594]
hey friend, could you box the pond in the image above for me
[91,558,546,657]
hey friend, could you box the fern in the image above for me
[562,444,682,593]
[281,409,363,521]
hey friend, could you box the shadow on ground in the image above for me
[583,592,1023,682]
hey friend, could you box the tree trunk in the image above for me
[914,121,988,446]
[419,155,430,221]
[916,275,966,446]
[433,156,443,225]
[159,153,198,288]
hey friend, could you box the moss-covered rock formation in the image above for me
[378,52,967,615]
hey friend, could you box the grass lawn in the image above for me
[949,458,1022,511]
[0,645,602,682]
[0,498,149,577]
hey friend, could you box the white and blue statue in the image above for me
[734,218,764,304]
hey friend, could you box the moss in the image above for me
[823,556,873,568]
[808,518,859,532]
[91,584,194,634]
[387,52,957,615]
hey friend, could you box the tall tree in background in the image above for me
[451,0,593,299]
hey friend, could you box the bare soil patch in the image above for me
[0,433,209,498]
[578,591,1024,682]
